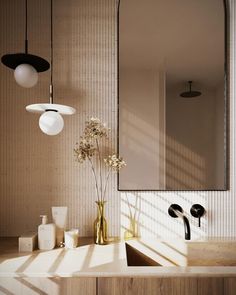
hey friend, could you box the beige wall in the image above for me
[0,0,235,239]
[0,0,119,237]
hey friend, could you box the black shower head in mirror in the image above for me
[180,81,202,98]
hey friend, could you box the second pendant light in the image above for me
[26,0,76,135]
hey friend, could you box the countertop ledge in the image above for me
[0,237,236,278]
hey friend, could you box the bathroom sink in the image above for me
[125,240,236,267]
[125,243,161,266]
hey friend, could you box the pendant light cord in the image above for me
[25,0,28,53]
[50,0,53,104]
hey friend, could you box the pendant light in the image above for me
[1,0,50,88]
[26,0,76,136]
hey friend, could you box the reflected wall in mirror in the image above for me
[118,0,227,190]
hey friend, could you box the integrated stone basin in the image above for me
[1,238,236,277]
[125,239,236,267]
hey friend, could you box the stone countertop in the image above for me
[0,237,236,278]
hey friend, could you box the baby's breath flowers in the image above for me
[104,154,126,171]
[74,139,96,163]
[84,117,109,140]
[74,118,126,202]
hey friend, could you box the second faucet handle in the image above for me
[190,204,205,227]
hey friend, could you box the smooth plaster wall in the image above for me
[119,68,166,190]
[166,85,224,190]
[0,0,235,239]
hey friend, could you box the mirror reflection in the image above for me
[118,0,226,190]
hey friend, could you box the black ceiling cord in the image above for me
[25,0,76,133]
[50,0,53,103]
[25,0,28,54]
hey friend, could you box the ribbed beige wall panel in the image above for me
[0,0,119,237]
[0,0,235,239]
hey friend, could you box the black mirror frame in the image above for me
[117,0,229,192]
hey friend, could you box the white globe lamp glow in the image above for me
[39,111,64,136]
[14,63,38,88]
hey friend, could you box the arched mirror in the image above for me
[118,0,227,190]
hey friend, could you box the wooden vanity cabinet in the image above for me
[1,277,236,294]
[97,277,236,295]
[0,277,96,295]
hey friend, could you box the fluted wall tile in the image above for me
[0,0,235,239]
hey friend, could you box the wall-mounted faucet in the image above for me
[190,204,205,227]
[168,204,191,240]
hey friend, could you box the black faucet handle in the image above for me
[190,204,205,227]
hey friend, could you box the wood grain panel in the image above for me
[197,278,224,295]
[59,278,96,295]
[98,277,198,295]
[98,277,236,295]
[224,278,236,295]
[0,277,235,295]
[0,277,96,295]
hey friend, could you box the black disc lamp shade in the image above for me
[1,53,50,72]
[1,0,49,73]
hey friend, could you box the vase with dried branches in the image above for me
[74,118,126,245]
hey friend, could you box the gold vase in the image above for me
[124,217,139,240]
[94,201,108,245]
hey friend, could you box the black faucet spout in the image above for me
[168,204,191,240]
[183,215,191,240]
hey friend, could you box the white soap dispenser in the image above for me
[38,215,56,250]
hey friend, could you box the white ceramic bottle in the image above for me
[38,215,56,250]
[51,207,68,247]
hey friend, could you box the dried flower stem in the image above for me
[88,157,100,202]
[134,195,138,222]
[125,194,134,220]
[102,167,112,202]
[74,118,126,203]
[96,139,103,202]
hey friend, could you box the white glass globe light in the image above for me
[39,111,64,136]
[14,63,38,88]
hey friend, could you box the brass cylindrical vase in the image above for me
[94,201,108,245]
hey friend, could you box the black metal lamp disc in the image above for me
[1,53,50,72]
